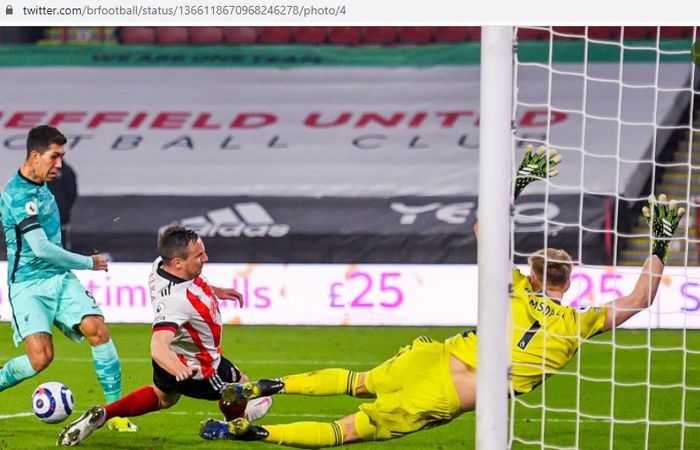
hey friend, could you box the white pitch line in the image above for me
[6,411,687,426]
[0,411,624,423]
[0,412,345,420]
[0,356,378,366]
[10,358,699,376]
[0,411,385,421]
[4,356,698,372]
[0,412,33,419]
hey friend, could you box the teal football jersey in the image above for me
[1,171,66,283]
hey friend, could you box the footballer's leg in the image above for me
[104,385,174,428]
[0,354,38,390]
[57,275,137,433]
[0,333,51,391]
[79,316,120,399]
[243,396,274,422]
[57,386,177,446]
[218,394,273,422]
[0,282,56,391]
[221,369,367,404]
[449,354,477,412]
[78,315,138,432]
[63,283,122,403]
[214,359,272,422]
[200,413,357,447]
[57,405,107,446]
[24,332,55,372]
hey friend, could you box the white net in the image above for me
[509,26,700,449]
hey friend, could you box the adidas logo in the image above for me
[166,203,289,238]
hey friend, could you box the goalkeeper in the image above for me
[200,145,684,448]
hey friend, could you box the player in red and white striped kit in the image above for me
[58,224,271,447]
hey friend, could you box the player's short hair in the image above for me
[158,224,200,265]
[26,125,67,158]
[528,248,573,289]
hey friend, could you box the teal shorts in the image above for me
[8,272,103,346]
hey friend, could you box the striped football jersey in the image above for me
[148,257,223,380]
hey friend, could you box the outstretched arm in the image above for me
[474,144,562,240]
[24,227,106,270]
[601,194,685,332]
[212,286,244,307]
[601,255,663,332]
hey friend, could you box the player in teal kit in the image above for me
[0,125,136,432]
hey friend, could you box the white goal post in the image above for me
[476,25,514,450]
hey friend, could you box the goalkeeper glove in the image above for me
[642,194,685,264]
[514,144,562,200]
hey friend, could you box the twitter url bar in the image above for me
[20,4,348,18]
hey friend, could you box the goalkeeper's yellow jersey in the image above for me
[444,268,608,394]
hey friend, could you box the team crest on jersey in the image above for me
[154,301,166,321]
[25,201,38,216]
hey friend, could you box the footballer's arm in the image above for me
[600,255,664,332]
[23,226,103,270]
[211,286,244,307]
[150,330,194,382]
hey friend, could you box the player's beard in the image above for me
[188,264,203,279]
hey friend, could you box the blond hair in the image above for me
[528,248,573,289]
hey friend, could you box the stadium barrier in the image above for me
[0,262,697,328]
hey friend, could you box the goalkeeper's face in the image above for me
[178,238,209,280]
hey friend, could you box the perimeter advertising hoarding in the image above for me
[0,262,697,329]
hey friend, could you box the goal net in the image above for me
[509,26,700,449]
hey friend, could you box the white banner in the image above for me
[0,262,698,328]
[0,63,691,197]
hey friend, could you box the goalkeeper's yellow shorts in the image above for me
[354,336,462,441]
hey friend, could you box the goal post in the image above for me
[476,25,514,450]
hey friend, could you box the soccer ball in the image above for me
[31,381,74,424]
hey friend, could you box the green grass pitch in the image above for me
[0,324,698,449]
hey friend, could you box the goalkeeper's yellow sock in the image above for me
[282,369,359,396]
[264,422,344,448]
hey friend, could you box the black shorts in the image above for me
[152,357,243,401]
